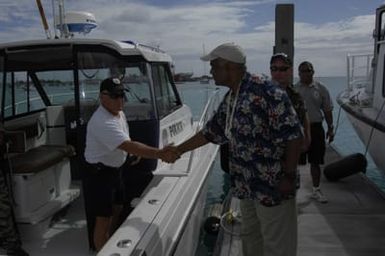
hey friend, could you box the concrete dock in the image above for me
[297,145,385,256]
[214,145,385,256]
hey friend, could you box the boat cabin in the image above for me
[0,38,192,248]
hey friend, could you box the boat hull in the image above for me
[343,101,385,170]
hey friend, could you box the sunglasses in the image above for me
[270,66,290,72]
[102,92,125,99]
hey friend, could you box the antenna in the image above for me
[36,0,52,39]
[52,0,98,38]
[52,0,58,38]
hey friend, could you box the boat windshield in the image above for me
[1,45,155,121]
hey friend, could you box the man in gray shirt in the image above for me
[296,61,334,203]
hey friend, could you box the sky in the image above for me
[0,0,384,77]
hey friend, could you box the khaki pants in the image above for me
[240,198,297,256]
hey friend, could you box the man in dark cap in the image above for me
[83,77,177,251]
[270,53,311,188]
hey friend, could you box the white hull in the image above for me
[337,5,385,174]
[19,141,218,256]
[344,110,385,171]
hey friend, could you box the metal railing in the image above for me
[347,53,373,92]
[186,88,222,173]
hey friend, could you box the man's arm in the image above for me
[176,131,209,155]
[324,110,334,143]
[303,113,311,151]
[279,137,303,196]
[118,140,178,163]
[283,137,302,175]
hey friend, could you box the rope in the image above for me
[334,104,344,137]
[364,99,385,156]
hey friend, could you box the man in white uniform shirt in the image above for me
[84,77,176,251]
[296,61,334,203]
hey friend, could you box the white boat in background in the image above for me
[336,4,385,172]
[1,1,220,255]
[200,44,210,84]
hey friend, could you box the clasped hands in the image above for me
[158,144,182,163]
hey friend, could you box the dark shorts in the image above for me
[119,159,154,205]
[83,162,123,217]
[299,122,325,165]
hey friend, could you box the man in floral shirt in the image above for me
[170,43,303,256]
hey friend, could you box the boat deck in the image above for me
[215,145,385,256]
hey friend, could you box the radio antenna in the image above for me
[36,0,52,39]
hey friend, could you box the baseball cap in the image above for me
[270,52,292,66]
[200,42,246,64]
[100,78,124,96]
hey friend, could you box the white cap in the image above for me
[200,42,246,64]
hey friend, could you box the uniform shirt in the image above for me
[295,81,333,123]
[202,73,303,206]
[84,105,130,168]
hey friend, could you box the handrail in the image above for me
[196,88,222,131]
[185,88,222,173]
[347,53,373,92]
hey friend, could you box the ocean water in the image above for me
[176,77,385,255]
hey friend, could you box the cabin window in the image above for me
[152,64,181,118]
[3,71,46,118]
[2,45,75,119]
[77,51,155,121]
[34,70,75,105]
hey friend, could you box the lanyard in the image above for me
[225,85,240,139]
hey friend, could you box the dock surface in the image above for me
[215,145,385,256]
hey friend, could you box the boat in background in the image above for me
[1,1,220,255]
[336,4,385,172]
[200,75,210,84]
[173,72,194,83]
[200,44,210,84]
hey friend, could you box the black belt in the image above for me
[87,162,120,172]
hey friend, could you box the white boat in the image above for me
[199,76,210,84]
[0,4,220,256]
[336,4,385,172]
[200,44,210,84]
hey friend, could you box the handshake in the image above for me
[158,144,182,163]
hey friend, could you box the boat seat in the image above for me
[9,144,75,174]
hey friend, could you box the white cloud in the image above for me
[0,1,377,76]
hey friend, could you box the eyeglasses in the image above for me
[299,69,313,73]
[102,92,125,99]
[270,66,290,72]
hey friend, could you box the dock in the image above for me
[214,145,385,256]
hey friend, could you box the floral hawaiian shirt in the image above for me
[202,73,303,206]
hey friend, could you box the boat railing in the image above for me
[186,88,222,173]
[347,53,374,92]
